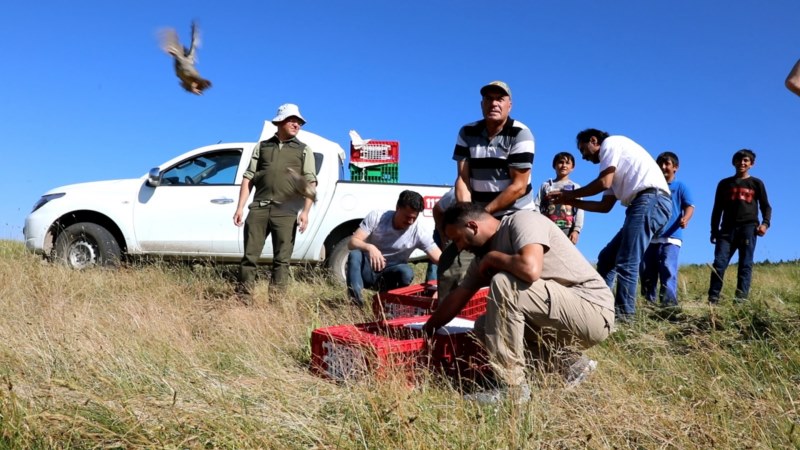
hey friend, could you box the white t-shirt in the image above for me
[598,136,670,206]
[436,188,456,210]
[359,210,437,266]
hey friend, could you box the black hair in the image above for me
[442,202,487,226]
[732,149,756,164]
[397,190,424,212]
[576,128,610,145]
[552,152,576,168]
[656,151,679,167]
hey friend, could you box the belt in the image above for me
[250,199,282,209]
[634,187,668,200]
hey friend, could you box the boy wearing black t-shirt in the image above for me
[708,149,772,303]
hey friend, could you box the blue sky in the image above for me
[2,0,798,265]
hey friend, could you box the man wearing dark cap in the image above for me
[233,103,317,299]
[438,81,536,298]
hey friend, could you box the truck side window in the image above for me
[314,153,323,175]
[161,149,243,186]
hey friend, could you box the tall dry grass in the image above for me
[0,240,798,449]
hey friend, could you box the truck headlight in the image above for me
[31,193,65,213]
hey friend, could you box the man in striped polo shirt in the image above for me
[437,81,536,298]
[453,81,536,214]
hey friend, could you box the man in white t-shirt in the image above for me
[346,190,442,306]
[547,129,672,323]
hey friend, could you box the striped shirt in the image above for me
[452,118,536,215]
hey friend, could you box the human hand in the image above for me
[710,234,717,244]
[368,245,386,271]
[569,231,580,245]
[297,211,309,233]
[478,255,498,279]
[756,224,768,236]
[679,217,690,228]
[546,190,564,204]
[233,209,244,227]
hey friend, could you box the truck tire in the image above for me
[54,223,122,269]
[325,236,351,286]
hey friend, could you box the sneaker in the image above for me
[615,313,635,325]
[463,382,531,406]
[564,356,598,388]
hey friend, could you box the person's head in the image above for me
[480,81,512,126]
[271,103,306,141]
[656,151,680,182]
[732,149,756,177]
[575,128,610,164]
[393,190,424,230]
[442,202,496,252]
[552,152,576,180]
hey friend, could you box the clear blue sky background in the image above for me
[2,0,798,265]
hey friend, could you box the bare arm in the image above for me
[426,246,442,265]
[423,285,480,334]
[233,177,254,226]
[570,194,617,213]
[570,167,615,199]
[455,160,472,202]
[348,227,386,271]
[679,205,695,228]
[483,167,531,215]
[424,243,543,335]
[478,243,542,284]
[786,59,800,96]
[546,167,615,208]
[297,188,315,233]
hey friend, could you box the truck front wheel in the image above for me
[54,223,122,269]
[325,236,351,286]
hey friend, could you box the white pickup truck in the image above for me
[23,121,449,283]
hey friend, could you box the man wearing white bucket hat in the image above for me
[234,103,317,299]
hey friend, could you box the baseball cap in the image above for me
[271,103,306,124]
[480,81,512,98]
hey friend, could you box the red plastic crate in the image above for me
[350,140,399,164]
[310,315,487,382]
[373,283,489,321]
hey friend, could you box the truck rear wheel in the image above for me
[325,236,351,285]
[54,223,121,269]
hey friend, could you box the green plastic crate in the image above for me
[349,163,399,183]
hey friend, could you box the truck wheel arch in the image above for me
[323,219,361,285]
[47,211,127,262]
[54,222,122,269]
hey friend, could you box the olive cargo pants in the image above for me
[240,204,298,291]
[474,272,614,386]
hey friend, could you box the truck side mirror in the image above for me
[147,168,162,187]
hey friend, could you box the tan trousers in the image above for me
[474,272,614,386]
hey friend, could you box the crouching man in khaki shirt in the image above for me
[424,203,614,405]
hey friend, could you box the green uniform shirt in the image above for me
[243,134,317,212]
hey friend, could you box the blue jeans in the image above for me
[424,229,443,283]
[640,242,681,306]
[346,250,414,305]
[708,224,757,301]
[597,191,672,318]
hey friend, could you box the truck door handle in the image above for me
[210,198,234,204]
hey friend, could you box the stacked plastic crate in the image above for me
[349,138,400,183]
[310,283,490,382]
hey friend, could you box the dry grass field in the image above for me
[1,240,798,449]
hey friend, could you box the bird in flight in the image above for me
[159,21,212,95]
